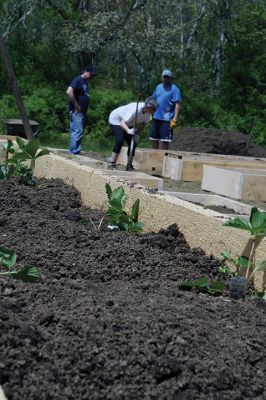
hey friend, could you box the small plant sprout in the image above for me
[177,278,225,296]
[0,246,41,283]
[219,251,249,277]
[2,139,17,160]
[105,183,144,232]
[223,207,266,279]
[1,138,50,185]
[7,137,50,174]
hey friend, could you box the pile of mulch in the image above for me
[0,179,265,400]
[170,127,266,157]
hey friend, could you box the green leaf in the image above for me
[177,278,209,289]
[11,266,41,282]
[7,152,29,164]
[223,217,252,233]
[0,246,17,269]
[117,222,129,231]
[110,187,127,209]
[218,265,229,274]
[35,148,50,158]
[131,199,140,222]
[16,137,27,149]
[249,207,266,235]
[3,140,16,154]
[23,139,41,159]
[236,256,249,269]
[220,250,234,262]
[130,222,143,232]
[105,183,113,201]
[0,164,15,180]
[209,281,225,292]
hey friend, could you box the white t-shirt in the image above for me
[109,102,150,126]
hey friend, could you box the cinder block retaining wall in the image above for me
[33,154,266,292]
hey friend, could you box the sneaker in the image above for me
[126,164,135,172]
[108,162,117,170]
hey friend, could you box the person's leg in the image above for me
[69,112,85,155]
[159,121,172,151]
[150,119,160,149]
[109,125,125,167]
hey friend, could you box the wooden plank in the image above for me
[117,147,165,172]
[163,155,266,181]
[202,166,266,201]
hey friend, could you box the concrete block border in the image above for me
[202,165,266,201]
[34,154,266,292]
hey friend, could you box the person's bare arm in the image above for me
[66,86,81,112]
[173,102,181,121]
[120,118,131,133]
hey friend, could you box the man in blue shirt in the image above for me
[66,66,97,154]
[150,69,181,150]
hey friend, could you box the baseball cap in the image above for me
[144,96,158,110]
[162,69,173,78]
[86,65,97,76]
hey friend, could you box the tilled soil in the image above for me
[0,179,265,400]
[170,127,266,157]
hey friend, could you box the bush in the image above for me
[0,94,17,133]
[0,86,68,136]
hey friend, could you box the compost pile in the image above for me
[170,127,266,157]
[0,179,265,400]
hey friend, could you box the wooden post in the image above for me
[0,35,34,141]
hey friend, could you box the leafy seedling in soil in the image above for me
[0,246,41,283]
[105,183,144,232]
[177,278,225,296]
[1,138,49,185]
[223,207,266,299]
[219,251,249,277]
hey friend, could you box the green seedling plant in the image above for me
[105,183,144,232]
[1,138,49,185]
[177,278,225,296]
[7,137,50,174]
[0,246,41,282]
[0,140,16,180]
[219,250,249,277]
[223,207,266,279]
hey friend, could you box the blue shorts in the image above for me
[149,119,173,142]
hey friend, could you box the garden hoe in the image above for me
[127,70,143,171]
[127,98,139,171]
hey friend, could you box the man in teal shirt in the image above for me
[150,69,181,150]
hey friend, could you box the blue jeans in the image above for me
[69,112,86,154]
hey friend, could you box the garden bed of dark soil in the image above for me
[0,179,265,400]
[170,128,266,158]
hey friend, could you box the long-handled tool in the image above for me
[244,114,258,156]
[128,69,144,168]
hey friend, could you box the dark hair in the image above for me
[81,65,97,75]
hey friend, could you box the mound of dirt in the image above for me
[170,127,266,157]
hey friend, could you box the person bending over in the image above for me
[108,97,158,171]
